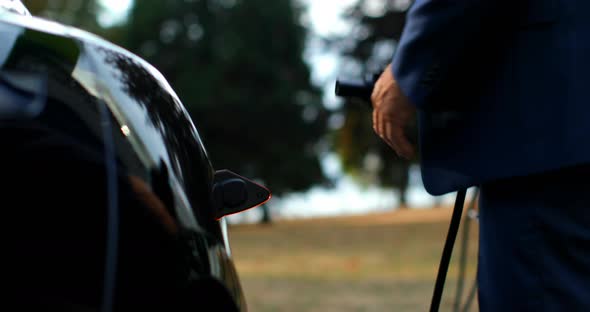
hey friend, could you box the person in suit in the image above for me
[371,1,590,310]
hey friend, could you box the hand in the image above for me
[371,64,416,159]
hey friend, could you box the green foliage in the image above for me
[23,0,327,194]
[334,0,414,202]
[119,0,326,194]
[23,0,104,33]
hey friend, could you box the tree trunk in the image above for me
[433,196,443,208]
[397,162,410,208]
[260,205,271,225]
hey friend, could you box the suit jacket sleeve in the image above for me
[392,0,505,108]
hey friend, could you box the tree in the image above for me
[23,0,104,34]
[26,0,327,196]
[333,0,414,206]
[118,0,327,196]
[24,1,328,223]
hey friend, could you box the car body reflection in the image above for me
[1,12,247,311]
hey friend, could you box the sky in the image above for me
[98,0,356,35]
[98,0,132,26]
[97,0,454,222]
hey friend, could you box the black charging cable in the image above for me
[430,189,466,312]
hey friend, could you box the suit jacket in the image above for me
[392,0,590,195]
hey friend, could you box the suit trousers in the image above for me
[477,164,590,311]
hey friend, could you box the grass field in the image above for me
[228,206,480,312]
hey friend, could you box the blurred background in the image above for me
[23,0,479,311]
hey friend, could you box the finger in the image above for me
[391,128,416,159]
[371,72,387,107]
[378,114,389,143]
[378,117,407,157]
[371,82,381,108]
[372,109,377,132]
[373,109,384,140]
[384,122,404,154]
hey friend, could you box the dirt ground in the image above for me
[228,206,480,312]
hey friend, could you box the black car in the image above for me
[0,9,269,311]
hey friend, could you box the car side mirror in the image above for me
[212,170,271,220]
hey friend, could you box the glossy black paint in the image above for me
[0,13,248,311]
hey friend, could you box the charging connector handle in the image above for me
[334,79,373,102]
